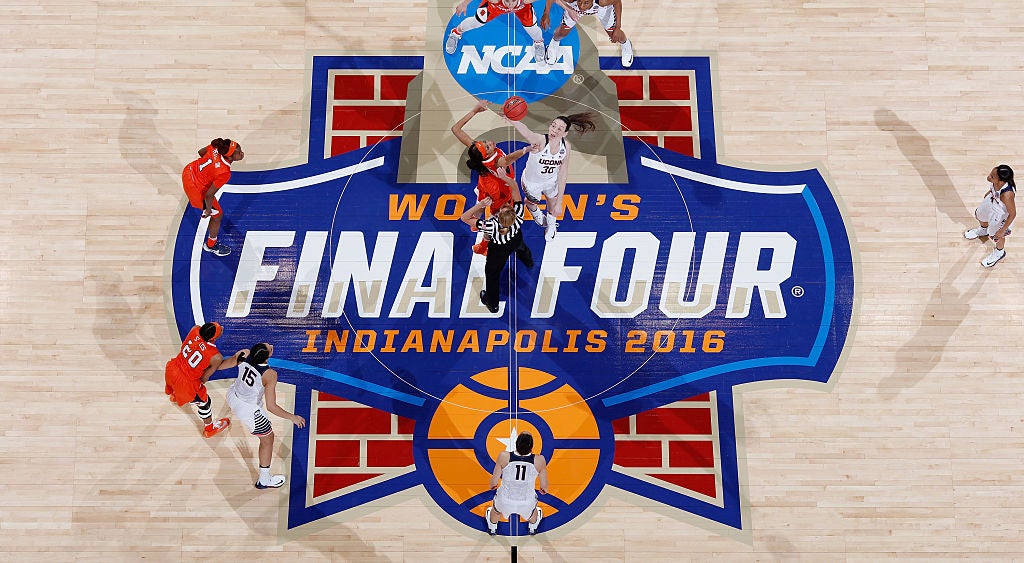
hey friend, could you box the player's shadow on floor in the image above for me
[116,90,184,200]
[874,109,983,398]
[86,90,184,369]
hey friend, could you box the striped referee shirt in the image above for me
[476,202,525,245]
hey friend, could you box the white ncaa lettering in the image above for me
[456,45,574,75]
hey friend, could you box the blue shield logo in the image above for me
[168,54,854,533]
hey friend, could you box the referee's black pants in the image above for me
[482,231,533,310]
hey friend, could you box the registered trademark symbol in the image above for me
[572,74,584,85]
[791,286,805,297]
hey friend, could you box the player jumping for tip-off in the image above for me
[504,111,596,240]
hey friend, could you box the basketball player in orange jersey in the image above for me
[451,100,537,255]
[540,0,633,68]
[446,0,547,64]
[181,138,245,257]
[165,322,242,438]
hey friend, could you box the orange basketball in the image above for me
[502,96,528,121]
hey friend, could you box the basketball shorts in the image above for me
[494,491,537,518]
[522,177,559,204]
[975,198,1011,233]
[476,175,513,213]
[227,391,273,436]
[182,169,223,214]
[164,361,209,407]
[561,4,615,32]
[476,1,537,27]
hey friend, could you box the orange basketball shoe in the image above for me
[203,418,230,438]
[473,239,489,256]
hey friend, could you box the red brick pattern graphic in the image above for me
[608,71,698,158]
[612,392,720,500]
[328,71,418,158]
[310,391,415,499]
[315,66,708,504]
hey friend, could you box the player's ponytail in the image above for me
[996,164,1016,189]
[466,143,492,176]
[210,138,233,155]
[248,343,271,365]
[557,112,597,135]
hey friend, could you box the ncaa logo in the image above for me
[442,12,579,103]
[168,54,855,534]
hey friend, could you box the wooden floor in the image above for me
[3,1,1024,560]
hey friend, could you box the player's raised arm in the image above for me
[505,117,546,146]
[451,100,491,147]
[495,143,534,169]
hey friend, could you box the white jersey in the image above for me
[565,0,602,18]
[561,0,616,30]
[495,453,540,504]
[522,135,567,190]
[975,181,1017,230]
[989,182,1016,215]
[228,360,267,406]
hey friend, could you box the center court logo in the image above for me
[442,13,579,103]
[168,54,854,534]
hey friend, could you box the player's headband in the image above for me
[225,140,238,158]
[211,322,223,341]
[474,141,487,156]
[555,115,571,128]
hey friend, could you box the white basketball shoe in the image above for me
[964,226,988,239]
[255,474,286,489]
[620,39,634,68]
[981,248,1006,268]
[445,30,461,55]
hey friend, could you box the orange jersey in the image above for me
[170,325,220,376]
[476,147,514,212]
[164,325,221,405]
[182,145,233,198]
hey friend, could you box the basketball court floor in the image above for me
[3,1,1024,560]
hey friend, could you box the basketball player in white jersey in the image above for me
[486,431,549,535]
[540,0,633,67]
[506,112,596,239]
[225,343,307,489]
[964,164,1017,267]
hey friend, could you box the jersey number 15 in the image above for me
[241,366,259,386]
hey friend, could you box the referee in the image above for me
[461,167,535,313]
